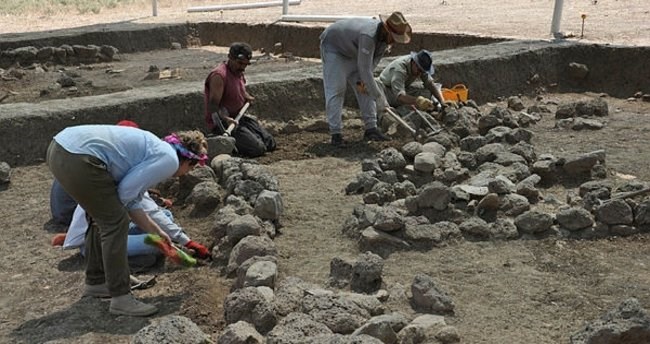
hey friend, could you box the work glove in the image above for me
[415,96,435,111]
[185,240,211,259]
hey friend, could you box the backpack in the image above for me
[232,116,276,158]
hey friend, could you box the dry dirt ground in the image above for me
[0,45,321,105]
[1,2,650,344]
[2,92,650,344]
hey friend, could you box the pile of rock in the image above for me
[220,273,459,343]
[555,97,609,131]
[135,271,461,344]
[570,298,650,344]
[147,155,463,343]
[0,44,119,68]
[343,99,648,257]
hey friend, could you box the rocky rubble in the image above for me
[570,298,650,344]
[0,44,120,68]
[149,153,463,343]
[344,98,650,258]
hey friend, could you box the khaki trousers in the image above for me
[46,141,130,296]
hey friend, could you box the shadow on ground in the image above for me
[11,293,185,343]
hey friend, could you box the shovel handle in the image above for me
[411,106,442,132]
[385,107,416,135]
[225,102,250,136]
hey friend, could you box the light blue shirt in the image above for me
[53,125,179,209]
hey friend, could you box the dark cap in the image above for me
[229,42,253,61]
[410,50,434,76]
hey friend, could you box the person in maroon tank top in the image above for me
[204,42,276,157]
[204,42,255,133]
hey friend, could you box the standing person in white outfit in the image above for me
[319,11,412,146]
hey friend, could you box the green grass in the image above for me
[0,0,137,15]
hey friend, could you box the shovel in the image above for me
[223,102,250,136]
[598,186,650,206]
[384,106,416,136]
[410,106,444,135]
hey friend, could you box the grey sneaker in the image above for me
[109,294,158,317]
[83,283,110,298]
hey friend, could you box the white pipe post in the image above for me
[188,0,300,13]
[282,0,289,15]
[280,14,374,22]
[152,0,158,17]
[550,0,564,38]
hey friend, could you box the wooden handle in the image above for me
[385,107,416,135]
[225,102,250,136]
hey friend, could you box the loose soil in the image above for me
[1,2,650,343]
[2,92,650,343]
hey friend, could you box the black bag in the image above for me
[232,116,276,158]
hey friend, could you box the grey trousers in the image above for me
[46,140,130,297]
[321,44,378,135]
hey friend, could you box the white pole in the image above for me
[188,0,300,13]
[282,0,289,15]
[550,0,564,38]
[280,14,374,22]
[152,0,158,16]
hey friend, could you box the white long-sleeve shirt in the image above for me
[62,191,191,250]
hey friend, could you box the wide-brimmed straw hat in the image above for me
[410,50,434,75]
[379,12,412,44]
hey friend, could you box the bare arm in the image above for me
[129,208,172,245]
[208,74,237,125]
[424,76,446,105]
[396,93,419,107]
[244,90,255,103]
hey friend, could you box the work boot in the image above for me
[109,294,158,317]
[331,133,345,146]
[83,283,110,298]
[364,128,391,142]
